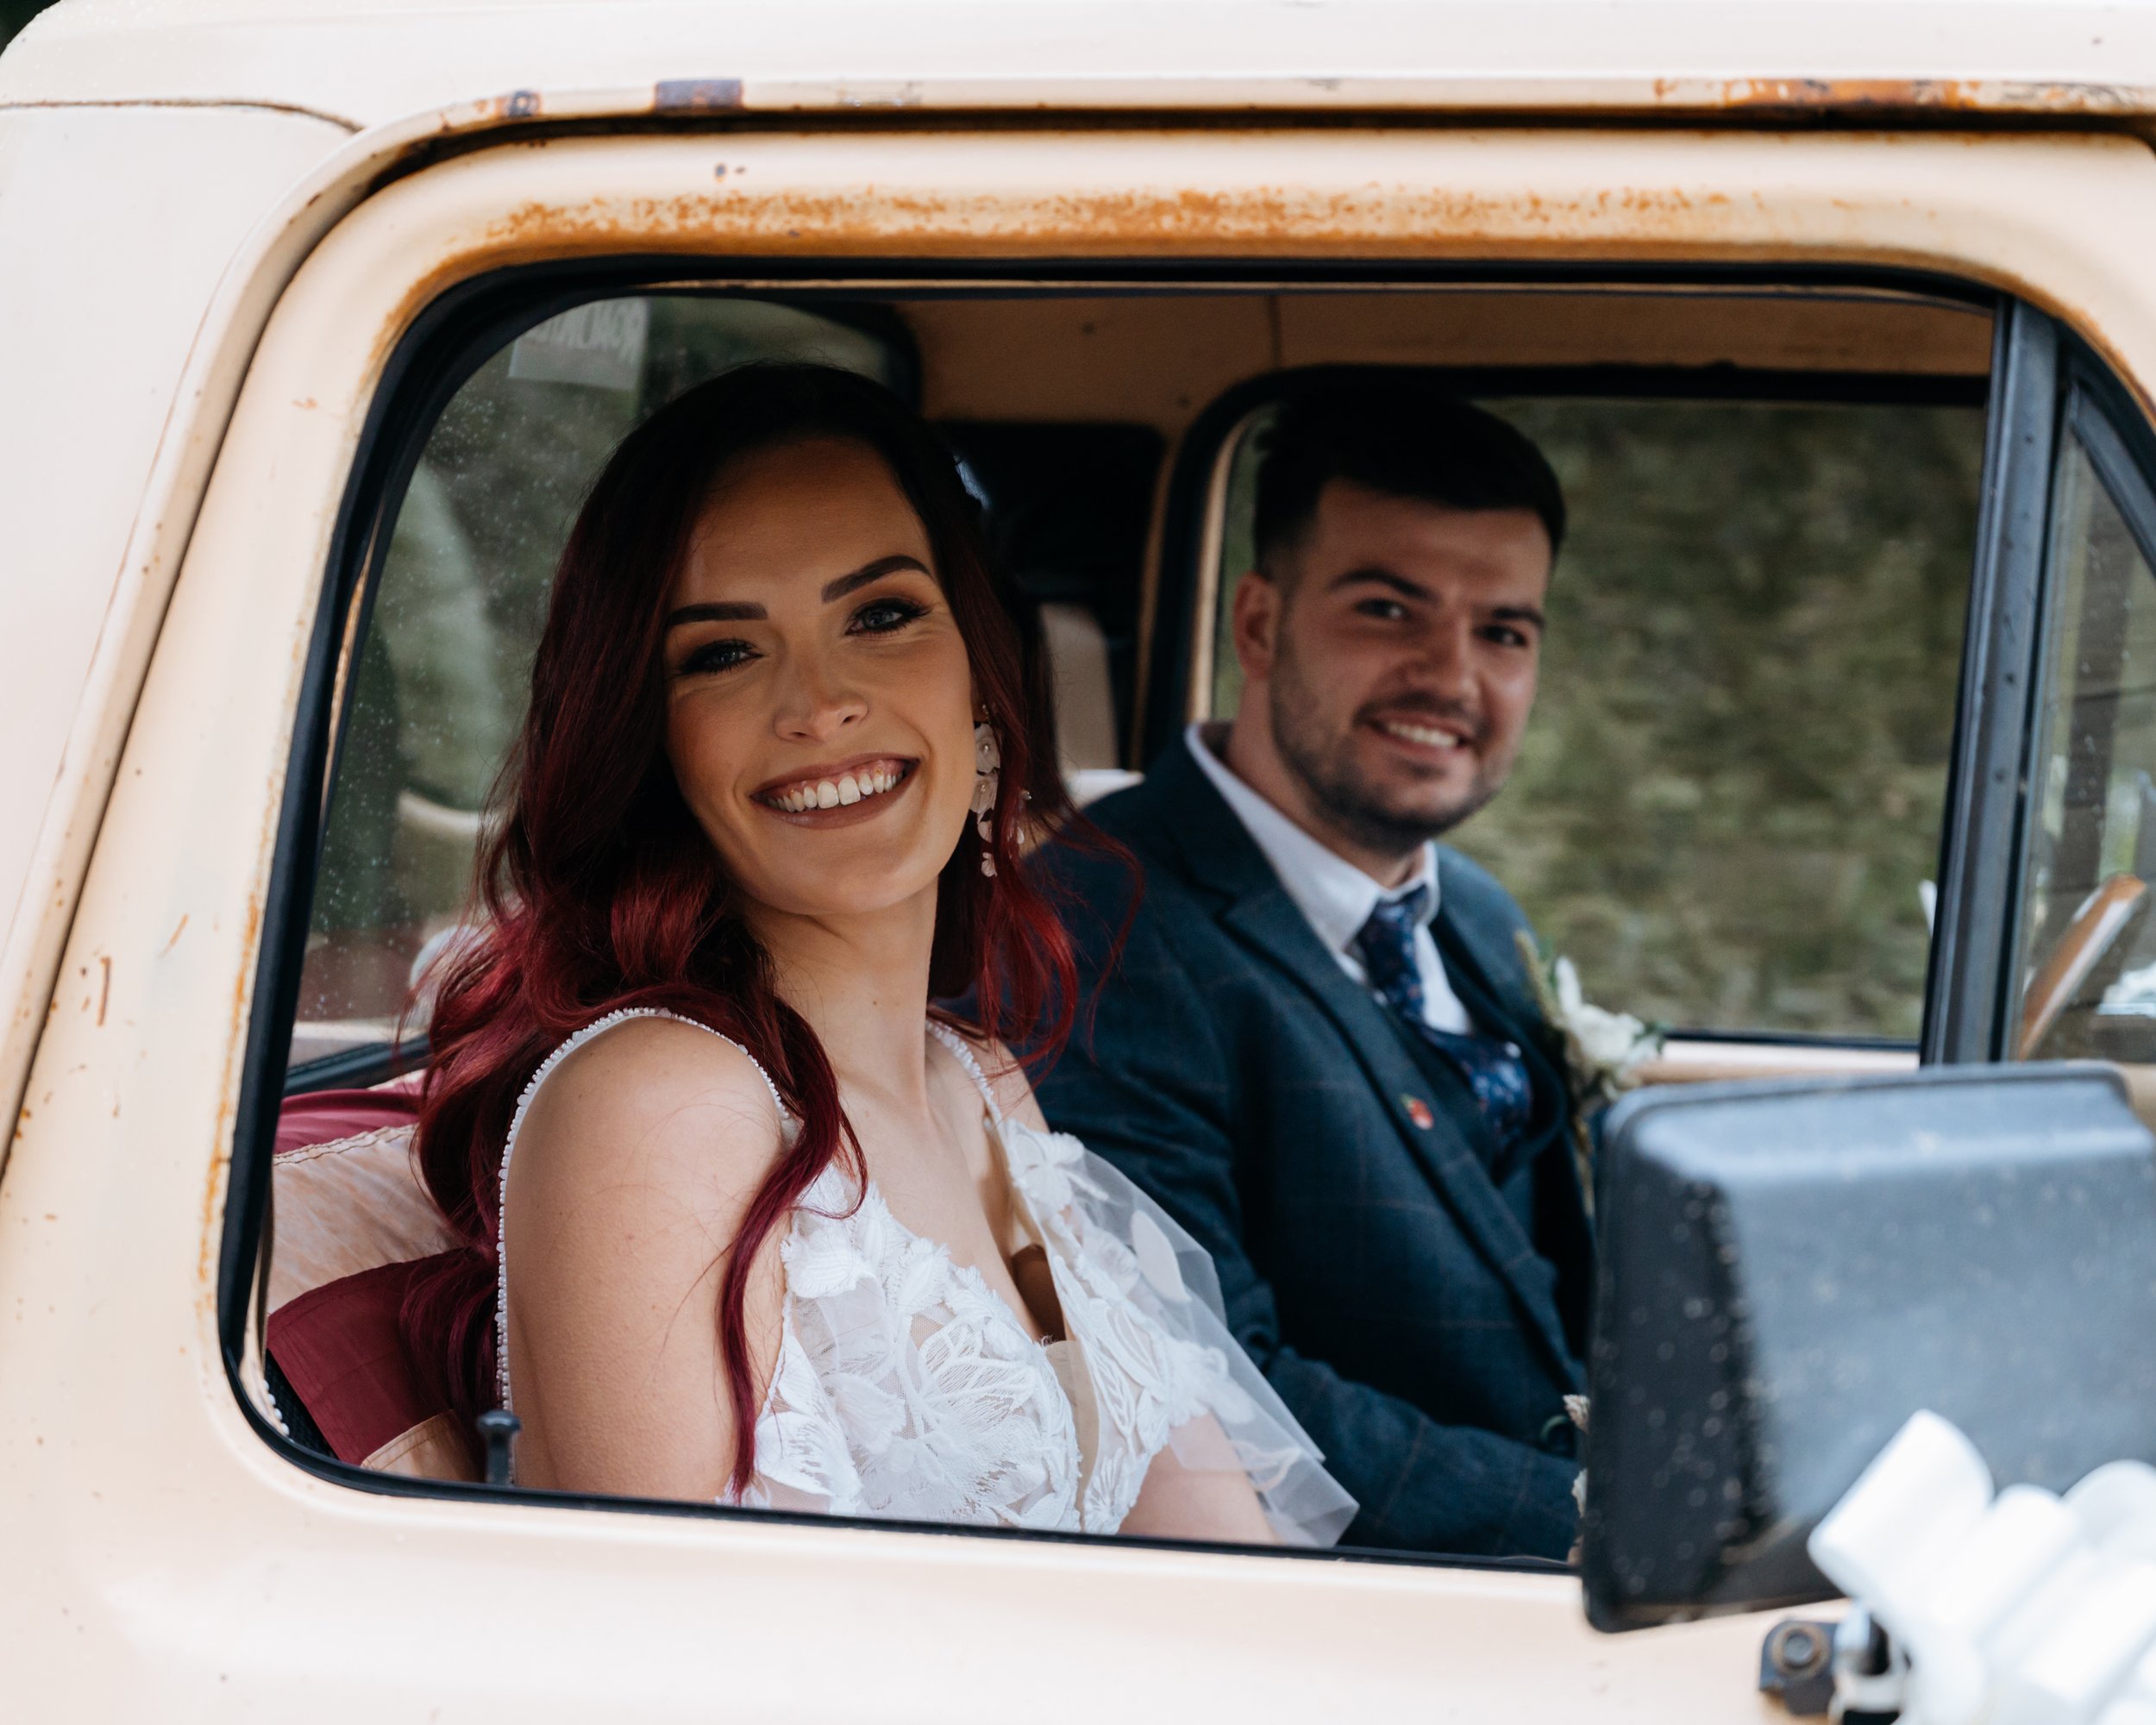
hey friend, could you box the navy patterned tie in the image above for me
[1354,888,1535,1170]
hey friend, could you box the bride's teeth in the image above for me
[767,762,911,812]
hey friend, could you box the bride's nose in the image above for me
[772,648,868,743]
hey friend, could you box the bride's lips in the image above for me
[751,755,919,827]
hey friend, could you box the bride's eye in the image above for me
[849,595,931,636]
[676,637,756,677]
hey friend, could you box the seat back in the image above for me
[267,1087,475,1480]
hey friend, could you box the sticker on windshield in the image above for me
[507,298,650,392]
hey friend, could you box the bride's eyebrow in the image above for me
[666,599,764,628]
[819,554,929,603]
[664,554,931,633]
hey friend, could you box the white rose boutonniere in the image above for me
[1515,931,1664,1113]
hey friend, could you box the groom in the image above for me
[1037,381,1591,1559]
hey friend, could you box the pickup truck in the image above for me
[9,0,2156,1716]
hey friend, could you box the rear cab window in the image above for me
[1193,364,1985,1056]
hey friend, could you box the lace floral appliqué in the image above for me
[499,1012,1355,1545]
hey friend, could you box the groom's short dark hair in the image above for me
[1251,380,1567,577]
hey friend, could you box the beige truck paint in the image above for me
[9,2,2156,1715]
[16,0,2156,128]
[0,103,348,1082]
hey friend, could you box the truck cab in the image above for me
[9,2,2156,1715]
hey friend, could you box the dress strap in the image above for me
[925,1019,1004,1124]
[496,1007,792,1417]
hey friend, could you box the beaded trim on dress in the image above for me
[925,1018,1002,1121]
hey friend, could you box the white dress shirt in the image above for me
[1184,724,1474,1035]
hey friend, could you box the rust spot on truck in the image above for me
[457,175,1765,272]
[358,134,2156,430]
[1670,77,2148,117]
[200,876,265,1299]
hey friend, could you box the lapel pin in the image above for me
[1401,1094,1435,1130]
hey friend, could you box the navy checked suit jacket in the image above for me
[1035,741,1594,1558]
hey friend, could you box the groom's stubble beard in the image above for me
[1266,620,1510,858]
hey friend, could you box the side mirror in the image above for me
[1581,1064,2156,1632]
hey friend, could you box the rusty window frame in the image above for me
[227,256,2113,1561]
[220,256,1589,1577]
[1927,301,2061,1063]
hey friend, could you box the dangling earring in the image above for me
[972,720,1001,878]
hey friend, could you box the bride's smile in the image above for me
[755,759,914,824]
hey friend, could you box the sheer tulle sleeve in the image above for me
[1000,1117,1359,1547]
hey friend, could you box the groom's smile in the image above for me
[1370,715,1470,754]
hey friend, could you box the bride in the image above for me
[403,363,1354,1544]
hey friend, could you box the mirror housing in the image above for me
[1582,1064,2156,1632]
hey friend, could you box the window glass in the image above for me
[2012,417,2156,1064]
[294,296,904,1067]
[1209,394,1984,1041]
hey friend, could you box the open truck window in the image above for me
[260,273,2025,1556]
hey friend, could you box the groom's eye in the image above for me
[1353,597,1411,622]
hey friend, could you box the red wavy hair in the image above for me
[399,363,1093,1490]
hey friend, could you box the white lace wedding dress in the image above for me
[495,1010,1356,1545]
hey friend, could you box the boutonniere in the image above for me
[1518,934,1666,1220]
[1515,931,1666,1113]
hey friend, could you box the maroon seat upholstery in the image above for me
[266,1084,474,1479]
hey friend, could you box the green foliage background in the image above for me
[1215,398,1986,1041]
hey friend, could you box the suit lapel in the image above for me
[1431,853,1595,1354]
[1150,743,1577,1383]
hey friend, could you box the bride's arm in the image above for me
[499,1017,788,1501]
[1120,1418,1280,1544]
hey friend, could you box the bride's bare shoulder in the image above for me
[513,1013,789,1201]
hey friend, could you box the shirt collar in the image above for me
[1184,723,1438,960]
